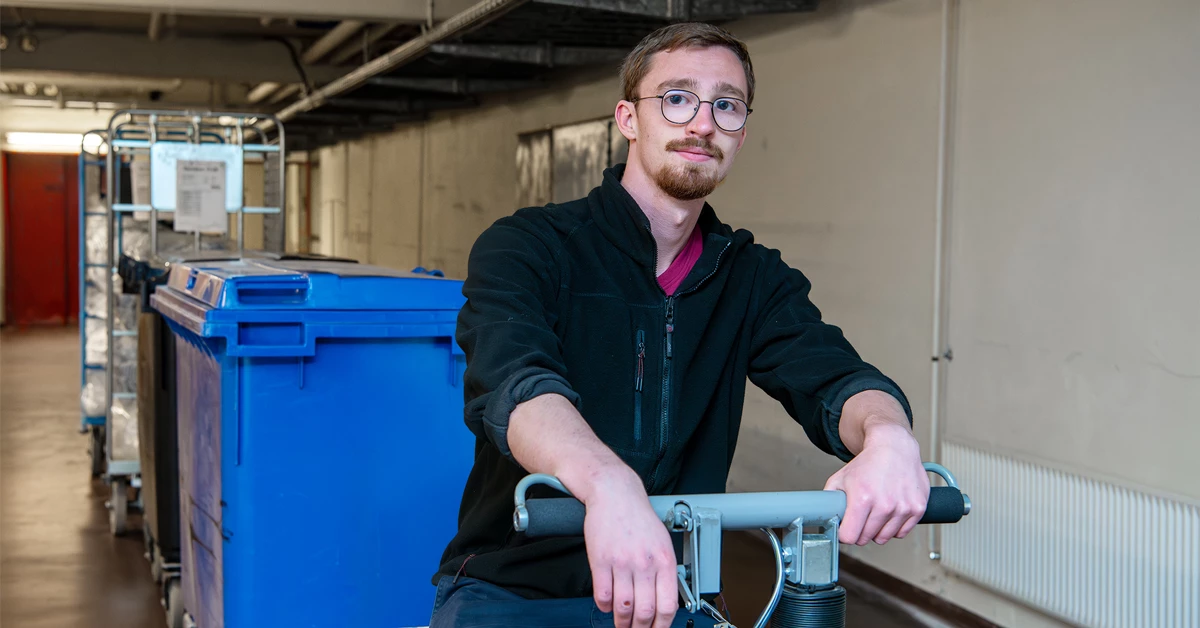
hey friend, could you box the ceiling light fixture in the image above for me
[19,31,38,53]
[4,132,105,154]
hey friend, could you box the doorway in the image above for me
[3,152,80,326]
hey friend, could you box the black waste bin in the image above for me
[118,257,182,584]
[139,287,182,576]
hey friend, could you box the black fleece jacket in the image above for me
[432,164,912,599]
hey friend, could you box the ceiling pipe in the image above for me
[328,22,400,65]
[275,0,527,124]
[269,84,303,104]
[148,12,163,41]
[247,81,282,103]
[302,20,365,64]
[244,20,364,107]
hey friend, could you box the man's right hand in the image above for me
[507,394,680,628]
[583,470,679,628]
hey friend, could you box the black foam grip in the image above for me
[920,487,966,524]
[522,498,586,537]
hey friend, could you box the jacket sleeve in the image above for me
[747,246,913,462]
[455,214,582,462]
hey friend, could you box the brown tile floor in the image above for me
[0,327,923,628]
[1,327,166,628]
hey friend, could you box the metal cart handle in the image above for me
[512,462,971,628]
[513,462,971,537]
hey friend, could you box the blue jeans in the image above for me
[428,576,721,628]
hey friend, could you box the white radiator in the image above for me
[941,442,1200,628]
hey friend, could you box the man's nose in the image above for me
[685,102,717,136]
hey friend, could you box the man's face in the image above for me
[621,45,749,201]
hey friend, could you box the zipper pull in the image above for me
[636,330,645,392]
[665,298,675,359]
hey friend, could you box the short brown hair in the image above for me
[620,22,756,106]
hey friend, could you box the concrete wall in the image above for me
[311,1,1197,625]
[282,157,318,254]
[367,125,422,268]
[234,161,265,251]
[1,152,5,324]
[944,0,1200,504]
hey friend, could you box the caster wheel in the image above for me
[165,578,185,628]
[89,427,106,478]
[144,523,155,563]
[109,479,128,536]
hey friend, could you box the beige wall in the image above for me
[311,1,1197,625]
[945,0,1200,503]
[315,144,347,258]
[1,154,5,325]
[367,125,422,269]
[233,161,265,251]
[311,68,619,272]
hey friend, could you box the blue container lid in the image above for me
[162,258,464,312]
[151,259,466,358]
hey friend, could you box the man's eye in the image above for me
[666,95,686,105]
[715,100,734,111]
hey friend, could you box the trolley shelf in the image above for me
[110,139,280,152]
[113,204,282,214]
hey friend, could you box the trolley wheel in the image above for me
[143,522,155,563]
[165,578,185,628]
[89,426,106,478]
[109,478,128,536]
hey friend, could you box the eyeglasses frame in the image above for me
[629,88,754,132]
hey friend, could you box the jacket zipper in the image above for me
[660,297,675,459]
[634,329,645,446]
[645,296,675,489]
[646,240,731,491]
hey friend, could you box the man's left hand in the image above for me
[825,398,930,545]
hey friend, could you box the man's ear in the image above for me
[614,100,638,141]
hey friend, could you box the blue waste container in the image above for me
[151,258,473,628]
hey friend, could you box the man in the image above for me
[429,22,929,628]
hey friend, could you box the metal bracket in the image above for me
[667,500,723,613]
[781,516,839,586]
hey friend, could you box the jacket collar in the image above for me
[592,164,732,274]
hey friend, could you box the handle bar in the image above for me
[514,462,971,537]
[511,463,970,628]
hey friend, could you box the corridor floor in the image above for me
[1,327,166,628]
[0,327,924,628]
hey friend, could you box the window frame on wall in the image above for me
[516,116,629,208]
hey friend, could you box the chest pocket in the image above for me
[559,293,661,478]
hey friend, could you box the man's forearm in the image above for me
[508,393,642,505]
[837,389,914,456]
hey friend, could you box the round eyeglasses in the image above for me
[631,88,753,132]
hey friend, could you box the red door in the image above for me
[4,152,80,326]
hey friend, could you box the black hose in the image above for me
[270,37,315,98]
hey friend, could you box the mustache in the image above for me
[665,137,724,160]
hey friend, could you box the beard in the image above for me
[653,138,725,201]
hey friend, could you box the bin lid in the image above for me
[161,258,465,312]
